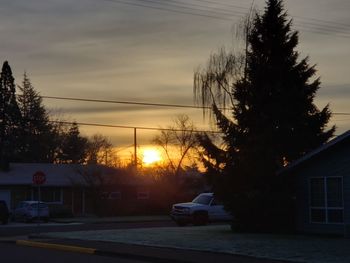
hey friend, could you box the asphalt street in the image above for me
[0,220,175,237]
[0,242,147,263]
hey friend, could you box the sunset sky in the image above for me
[1,0,349,156]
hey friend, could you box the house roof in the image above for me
[278,130,350,174]
[0,163,145,187]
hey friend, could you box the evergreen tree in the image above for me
[195,0,334,231]
[58,122,88,164]
[17,73,55,162]
[0,61,22,169]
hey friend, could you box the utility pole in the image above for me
[134,128,137,171]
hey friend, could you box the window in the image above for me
[210,198,223,206]
[137,191,150,200]
[16,202,25,209]
[310,177,343,224]
[109,191,121,200]
[100,192,109,200]
[192,194,212,205]
[33,187,62,204]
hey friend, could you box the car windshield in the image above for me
[30,203,48,209]
[192,195,212,205]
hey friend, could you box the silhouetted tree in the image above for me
[194,0,334,232]
[57,122,88,164]
[0,61,22,169]
[17,73,55,162]
[153,115,199,177]
[86,134,117,166]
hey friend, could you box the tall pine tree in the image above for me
[195,0,334,231]
[17,73,55,162]
[0,61,22,170]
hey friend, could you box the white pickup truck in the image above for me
[170,192,233,226]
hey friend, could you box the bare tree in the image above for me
[86,134,118,167]
[153,115,199,177]
[193,12,254,116]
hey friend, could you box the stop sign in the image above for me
[32,171,46,185]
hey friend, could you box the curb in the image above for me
[94,250,195,263]
[0,239,16,244]
[15,239,193,263]
[91,218,171,225]
[50,218,171,224]
[16,240,96,254]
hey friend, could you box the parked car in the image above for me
[0,200,9,224]
[13,201,49,223]
[170,192,233,226]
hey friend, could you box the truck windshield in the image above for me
[31,203,48,209]
[192,195,212,205]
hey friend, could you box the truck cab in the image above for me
[170,193,233,226]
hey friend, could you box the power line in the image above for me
[132,0,247,17]
[292,21,350,38]
[103,0,350,39]
[333,118,350,122]
[104,0,233,21]
[191,0,350,30]
[333,113,350,116]
[294,19,350,34]
[49,120,221,133]
[191,0,251,12]
[42,95,211,109]
[48,120,344,140]
[115,144,135,153]
[190,0,350,33]
[294,15,350,30]
[42,95,350,116]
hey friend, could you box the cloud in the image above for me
[1,0,350,144]
[319,84,350,98]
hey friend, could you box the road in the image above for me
[0,220,175,237]
[0,242,146,263]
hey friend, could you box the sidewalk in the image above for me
[41,225,350,263]
[14,237,292,263]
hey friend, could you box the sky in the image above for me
[0,0,349,157]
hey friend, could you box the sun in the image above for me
[142,149,162,165]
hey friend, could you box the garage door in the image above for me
[0,190,11,209]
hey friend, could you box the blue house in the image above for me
[281,131,350,236]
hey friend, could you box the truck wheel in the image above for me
[193,212,208,226]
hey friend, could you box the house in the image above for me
[280,131,350,236]
[0,163,153,216]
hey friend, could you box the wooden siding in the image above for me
[295,140,350,235]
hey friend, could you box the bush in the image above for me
[229,191,295,234]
